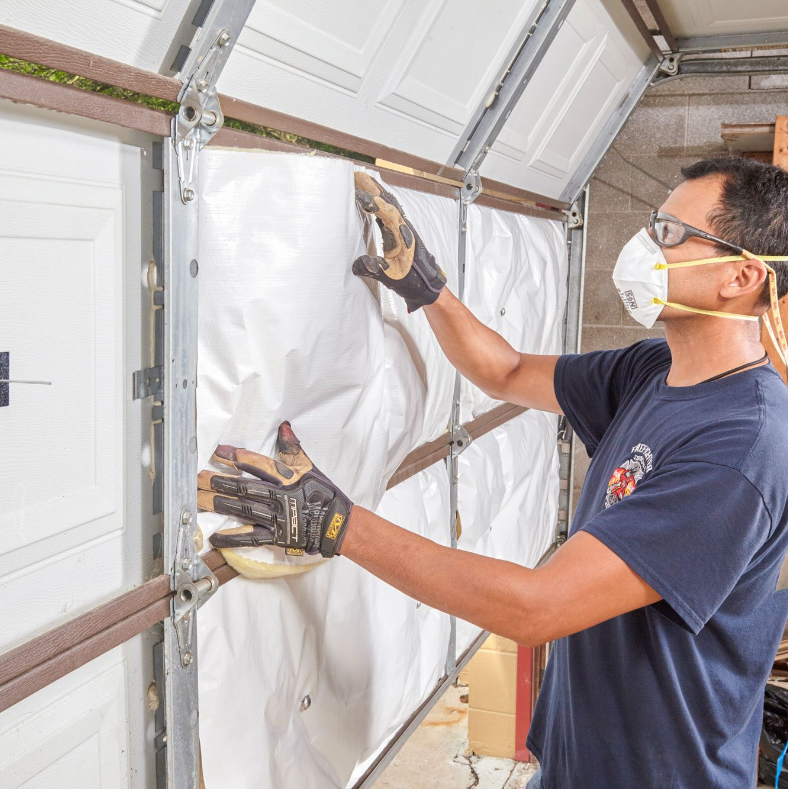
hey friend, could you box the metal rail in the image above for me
[653,55,788,86]
[676,30,788,53]
[352,629,489,788]
[560,55,660,205]
[453,0,577,176]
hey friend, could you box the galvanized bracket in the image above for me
[172,511,218,667]
[567,201,583,229]
[133,365,164,399]
[450,424,473,456]
[461,170,483,206]
[657,52,683,77]
[453,0,577,175]
[173,29,232,204]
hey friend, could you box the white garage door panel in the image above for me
[0,641,157,789]
[659,0,788,37]
[0,0,192,72]
[0,107,156,655]
[479,0,647,199]
[219,0,540,166]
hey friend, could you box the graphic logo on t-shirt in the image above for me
[604,443,653,509]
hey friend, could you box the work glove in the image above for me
[199,422,353,559]
[353,172,447,312]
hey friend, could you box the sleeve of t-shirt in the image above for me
[581,461,772,634]
[554,339,670,456]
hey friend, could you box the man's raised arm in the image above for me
[353,172,562,415]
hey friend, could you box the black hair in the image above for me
[681,157,788,304]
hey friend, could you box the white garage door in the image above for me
[0,102,157,787]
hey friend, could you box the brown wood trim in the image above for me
[480,176,569,212]
[0,24,181,101]
[0,595,171,715]
[387,433,451,490]
[620,0,665,60]
[467,404,528,440]
[642,0,677,52]
[217,93,464,182]
[475,193,565,222]
[0,67,172,136]
[0,574,170,688]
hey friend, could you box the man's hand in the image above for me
[199,422,353,565]
[353,172,447,312]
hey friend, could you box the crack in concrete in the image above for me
[450,751,480,789]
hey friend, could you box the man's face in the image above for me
[652,176,734,318]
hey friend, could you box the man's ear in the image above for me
[719,260,767,302]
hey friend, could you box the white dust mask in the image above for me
[612,229,668,329]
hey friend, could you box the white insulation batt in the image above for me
[195,150,565,788]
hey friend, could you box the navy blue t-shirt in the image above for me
[527,339,788,788]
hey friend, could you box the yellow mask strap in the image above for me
[654,253,788,369]
[655,255,788,270]
[746,253,788,370]
[651,297,759,322]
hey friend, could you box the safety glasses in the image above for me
[649,210,744,254]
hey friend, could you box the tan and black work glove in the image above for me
[353,172,447,312]
[199,422,353,559]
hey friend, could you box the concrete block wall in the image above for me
[573,68,788,504]
[466,634,518,758]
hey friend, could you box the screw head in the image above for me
[182,653,193,665]
[183,188,195,202]
[300,695,311,711]
[183,138,194,150]
[182,510,193,525]
[500,307,506,316]
[218,31,231,47]
[197,79,209,93]
[181,558,191,570]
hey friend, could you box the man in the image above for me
[201,158,788,787]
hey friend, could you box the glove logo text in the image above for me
[289,497,299,542]
[326,512,345,541]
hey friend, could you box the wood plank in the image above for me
[0,596,171,715]
[0,24,181,101]
[0,575,171,687]
[765,117,788,384]
[0,67,171,136]
[722,122,775,153]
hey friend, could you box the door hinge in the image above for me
[450,424,473,456]
[174,29,232,203]
[133,365,164,399]
[172,510,218,667]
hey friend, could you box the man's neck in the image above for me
[663,317,766,386]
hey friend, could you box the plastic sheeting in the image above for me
[460,202,567,422]
[455,409,561,655]
[195,149,565,788]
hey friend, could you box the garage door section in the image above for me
[0,0,651,203]
[217,0,542,167]
[660,0,788,38]
[0,102,157,785]
[477,0,652,201]
[0,0,193,73]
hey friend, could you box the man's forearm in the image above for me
[341,504,545,646]
[424,289,562,413]
[424,289,521,400]
[340,506,662,647]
